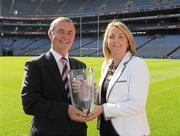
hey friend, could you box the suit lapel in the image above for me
[44,51,68,99]
[69,58,77,69]
[106,52,132,101]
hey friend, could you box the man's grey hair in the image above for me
[49,17,75,31]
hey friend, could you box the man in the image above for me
[21,17,88,136]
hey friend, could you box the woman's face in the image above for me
[107,26,129,57]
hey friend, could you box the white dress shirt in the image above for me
[50,48,70,74]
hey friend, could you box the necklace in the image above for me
[106,62,119,80]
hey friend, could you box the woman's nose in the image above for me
[113,40,116,44]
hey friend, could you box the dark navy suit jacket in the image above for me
[21,51,87,136]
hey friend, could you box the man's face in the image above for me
[49,21,76,54]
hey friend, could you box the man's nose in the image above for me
[62,33,69,39]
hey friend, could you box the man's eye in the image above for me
[56,30,64,34]
[68,32,73,35]
[58,31,64,34]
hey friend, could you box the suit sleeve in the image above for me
[21,61,69,119]
[103,58,150,117]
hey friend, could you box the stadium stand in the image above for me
[169,46,180,58]
[137,35,180,58]
[0,0,179,58]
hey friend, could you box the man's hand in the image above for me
[68,105,88,122]
[86,105,103,122]
[71,80,81,92]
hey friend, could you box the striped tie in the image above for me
[60,58,70,98]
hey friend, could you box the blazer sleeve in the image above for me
[21,60,69,119]
[103,58,150,117]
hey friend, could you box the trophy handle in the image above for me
[69,71,75,107]
[89,68,94,112]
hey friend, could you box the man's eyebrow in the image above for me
[57,28,64,31]
[56,29,74,33]
[68,30,74,33]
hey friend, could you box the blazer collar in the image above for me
[110,51,132,76]
[100,51,132,101]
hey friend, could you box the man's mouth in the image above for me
[60,40,69,44]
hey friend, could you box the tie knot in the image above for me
[60,57,68,64]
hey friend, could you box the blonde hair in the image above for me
[103,20,136,62]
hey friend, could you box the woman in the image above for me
[87,20,150,136]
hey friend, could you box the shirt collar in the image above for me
[50,48,69,63]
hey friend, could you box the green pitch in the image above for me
[0,57,179,136]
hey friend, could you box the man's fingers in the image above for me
[72,113,89,122]
[68,105,89,122]
[85,115,96,122]
[76,109,88,117]
[71,82,80,91]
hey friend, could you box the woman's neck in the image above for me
[112,51,127,65]
[112,55,124,65]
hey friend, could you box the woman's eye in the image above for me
[119,36,123,38]
[109,35,114,39]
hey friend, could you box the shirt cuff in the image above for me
[102,104,111,121]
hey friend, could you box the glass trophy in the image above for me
[69,68,94,114]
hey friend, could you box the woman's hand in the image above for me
[86,105,103,121]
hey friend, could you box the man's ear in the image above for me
[48,29,52,40]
